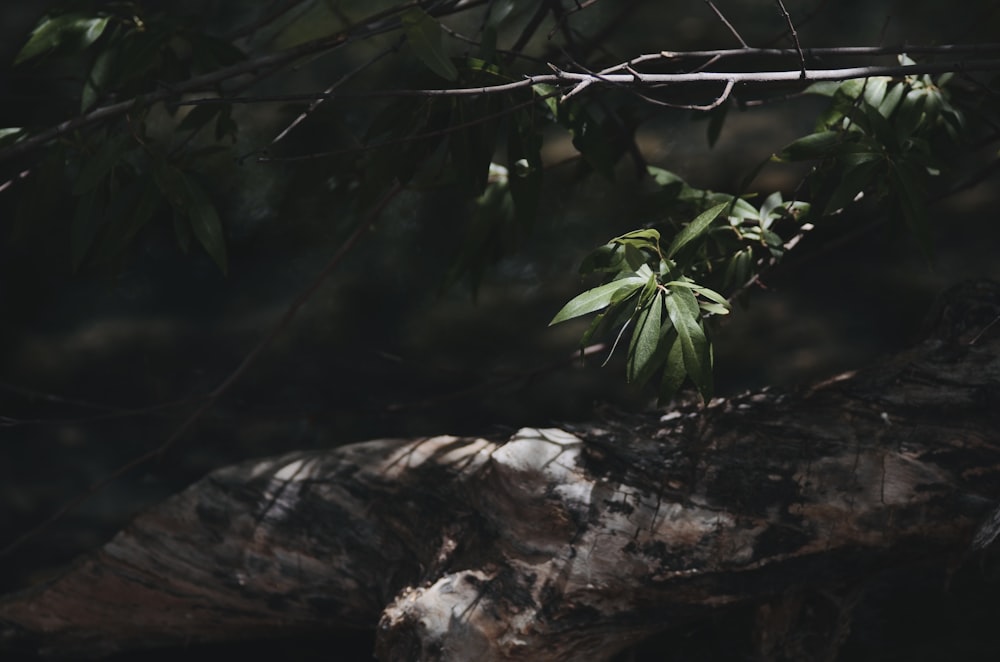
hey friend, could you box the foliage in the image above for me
[2,0,999,404]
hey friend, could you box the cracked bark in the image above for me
[2,280,1000,661]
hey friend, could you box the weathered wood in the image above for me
[2,280,1000,661]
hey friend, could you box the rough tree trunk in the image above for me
[2,281,1000,661]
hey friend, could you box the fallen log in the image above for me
[2,280,1000,661]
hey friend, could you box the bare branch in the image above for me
[0,0,491,166]
[703,0,749,48]
[168,58,1000,106]
[774,0,806,78]
[608,42,1000,71]
[270,39,402,146]
[631,79,735,111]
[507,1,552,62]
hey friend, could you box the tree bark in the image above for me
[3,280,1000,661]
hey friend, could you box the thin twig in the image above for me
[548,0,600,40]
[169,59,1000,105]
[507,1,552,63]
[0,183,403,560]
[0,0,490,166]
[258,95,540,162]
[774,0,806,78]
[762,0,831,48]
[271,39,402,145]
[627,79,735,111]
[567,0,643,64]
[609,43,1000,72]
[703,0,749,48]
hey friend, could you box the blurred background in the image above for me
[1,0,999,658]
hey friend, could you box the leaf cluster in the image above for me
[550,203,731,402]
[777,56,965,254]
[6,5,247,273]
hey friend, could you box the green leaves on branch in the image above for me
[666,203,728,258]
[776,57,966,253]
[152,161,228,274]
[550,175,819,402]
[15,9,246,112]
[531,83,631,180]
[37,126,231,274]
[14,13,110,64]
[402,8,458,81]
[550,209,732,402]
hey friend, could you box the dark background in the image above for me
[2,1,999,659]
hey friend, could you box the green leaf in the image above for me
[532,83,560,117]
[860,102,899,151]
[81,42,118,111]
[659,331,685,403]
[878,82,905,118]
[727,197,759,222]
[647,165,685,188]
[172,208,193,253]
[178,103,224,133]
[666,202,728,258]
[488,0,532,26]
[722,246,753,288]
[890,160,932,258]
[664,288,713,399]
[838,79,867,100]
[803,81,841,97]
[626,292,664,385]
[15,14,110,64]
[569,111,620,180]
[152,159,187,209]
[94,178,160,261]
[699,301,730,315]
[824,158,882,214]
[187,33,246,71]
[114,28,168,86]
[550,275,645,325]
[862,77,889,110]
[72,133,132,195]
[614,228,661,244]
[666,280,730,313]
[778,131,841,160]
[180,175,228,274]
[0,128,24,145]
[579,244,626,275]
[611,228,662,256]
[894,89,927,141]
[705,101,729,148]
[401,8,458,81]
[758,191,784,223]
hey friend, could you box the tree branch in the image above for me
[0,0,490,167]
[165,58,1000,106]
[773,0,806,78]
[703,0,749,48]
